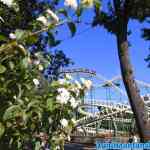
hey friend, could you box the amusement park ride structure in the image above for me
[61,68,150,141]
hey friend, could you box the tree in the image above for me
[143,27,150,41]
[0,43,86,149]
[0,0,72,81]
[0,0,96,149]
[143,20,150,67]
[92,0,150,141]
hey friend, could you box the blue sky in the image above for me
[54,5,150,83]
[56,23,149,82]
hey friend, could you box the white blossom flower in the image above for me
[33,78,40,86]
[69,97,78,108]
[48,117,53,124]
[56,88,70,104]
[34,53,39,57]
[81,78,92,90]
[13,95,17,99]
[41,142,45,147]
[67,135,71,141]
[64,0,78,10]
[65,74,72,80]
[56,95,68,104]
[0,0,14,7]
[46,9,59,23]
[38,64,44,71]
[37,16,48,26]
[75,80,82,89]
[58,79,66,85]
[71,118,76,124]
[33,60,40,65]
[70,87,80,96]
[75,89,80,97]
[60,118,68,127]
[59,134,63,138]
[9,33,16,39]
[0,16,4,22]
[56,146,60,150]
[84,80,92,90]
[57,88,70,97]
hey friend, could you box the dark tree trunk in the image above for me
[116,21,150,141]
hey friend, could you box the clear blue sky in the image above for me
[54,8,150,83]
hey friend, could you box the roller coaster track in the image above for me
[76,99,150,126]
[76,104,132,127]
[77,100,131,116]
[61,68,150,97]
[61,68,150,135]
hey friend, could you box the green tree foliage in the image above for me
[0,0,43,37]
[143,20,150,67]
[0,41,88,150]
[0,0,72,80]
[143,25,150,41]
[92,0,150,33]
[0,0,95,149]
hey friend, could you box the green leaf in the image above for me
[58,9,68,17]
[54,40,61,46]
[21,57,28,68]
[28,108,42,120]
[94,0,101,12]
[17,138,22,149]
[48,24,55,30]
[35,141,41,150]
[3,105,23,121]
[0,122,5,139]
[27,101,40,110]
[67,22,76,37]
[76,6,83,17]
[9,61,15,70]
[0,64,6,74]
[0,34,7,41]
[48,32,56,46]
[26,35,38,45]
[15,29,27,41]
[47,32,61,47]
[47,98,54,111]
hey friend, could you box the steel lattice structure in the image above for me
[60,68,150,138]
